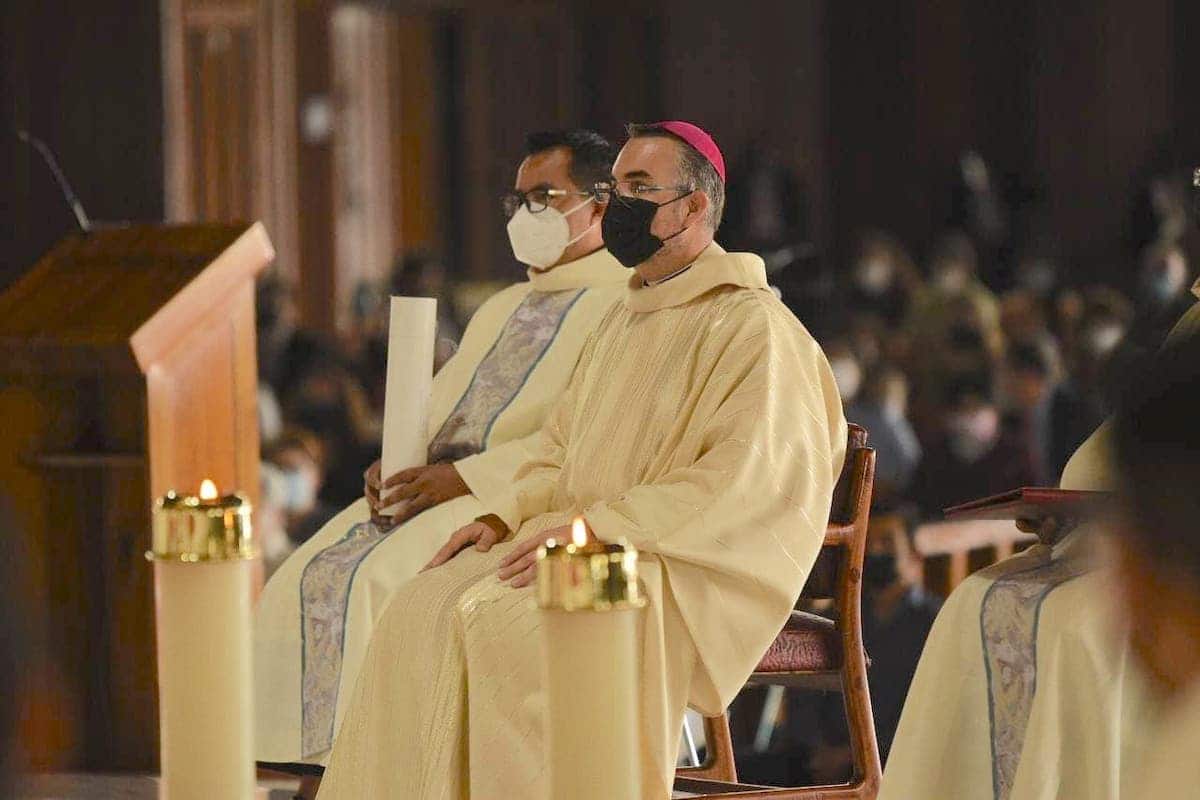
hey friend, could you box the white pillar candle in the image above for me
[538,519,645,800]
[380,296,437,516]
[149,481,257,800]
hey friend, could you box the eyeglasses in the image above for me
[500,188,593,219]
[593,180,694,205]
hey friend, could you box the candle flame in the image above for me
[199,479,218,500]
[571,517,588,548]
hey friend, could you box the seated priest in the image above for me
[312,121,847,800]
[1109,338,1200,797]
[880,278,1200,800]
[253,129,631,776]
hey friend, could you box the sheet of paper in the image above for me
[380,296,437,515]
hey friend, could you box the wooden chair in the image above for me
[674,424,881,799]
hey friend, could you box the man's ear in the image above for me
[589,196,608,226]
[687,190,711,227]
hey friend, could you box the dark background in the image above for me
[3,0,1198,304]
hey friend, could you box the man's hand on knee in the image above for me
[497,522,593,589]
[422,515,510,572]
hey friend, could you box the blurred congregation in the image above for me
[4,0,1200,797]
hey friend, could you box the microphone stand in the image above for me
[17,129,92,235]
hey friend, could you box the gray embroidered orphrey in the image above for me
[298,287,586,755]
[979,546,1090,800]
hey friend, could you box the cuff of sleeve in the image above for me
[491,493,523,535]
[581,502,649,552]
[457,455,526,534]
[474,513,511,542]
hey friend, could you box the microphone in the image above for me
[17,129,92,234]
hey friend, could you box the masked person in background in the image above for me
[908,372,1037,520]
[904,232,1001,362]
[847,230,923,328]
[253,130,630,790]
[1127,241,1194,351]
[314,120,845,800]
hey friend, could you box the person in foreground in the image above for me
[253,129,631,780]
[879,278,1200,800]
[313,121,847,800]
[1109,338,1200,798]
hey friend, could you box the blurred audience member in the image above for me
[722,144,805,257]
[906,232,1000,351]
[257,463,297,576]
[909,373,1037,518]
[1012,253,1060,301]
[847,230,923,328]
[846,367,922,507]
[1128,242,1194,351]
[258,383,284,446]
[282,338,379,506]
[391,249,463,369]
[999,342,1057,485]
[907,293,1003,443]
[826,341,863,406]
[847,313,892,373]
[257,274,319,393]
[1130,159,1192,253]
[263,428,338,545]
[1000,289,1059,359]
[950,151,1010,281]
[1046,310,1129,481]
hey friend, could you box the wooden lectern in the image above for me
[0,222,273,771]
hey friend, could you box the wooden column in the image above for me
[161,0,299,279]
[457,5,579,280]
[329,3,399,332]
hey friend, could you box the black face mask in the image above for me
[863,552,899,591]
[601,192,692,269]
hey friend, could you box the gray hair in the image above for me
[625,123,725,230]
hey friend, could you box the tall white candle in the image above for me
[380,296,437,515]
[150,481,256,800]
[538,519,645,799]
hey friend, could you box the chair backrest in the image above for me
[801,423,875,601]
[829,423,870,525]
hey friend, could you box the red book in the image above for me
[943,487,1113,523]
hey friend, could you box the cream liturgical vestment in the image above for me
[254,249,630,765]
[880,283,1200,800]
[315,243,847,800]
[1132,681,1200,799]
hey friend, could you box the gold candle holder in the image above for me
[148,481,257,563]
[536,519,646,799]
[150,479,257,800]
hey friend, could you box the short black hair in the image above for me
[1006,342,1052,378]
[524,129,617,194]
[1113,338,1200,586]
[625,122,726,230]
[943,370,994,408]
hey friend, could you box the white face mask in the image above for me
[855,259,893,294]
[506,198,595,269]
[947,407,999,463]
[830,357,863,403]
[281,467,317,513]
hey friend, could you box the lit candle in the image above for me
[149,479,257,800]
[537,517,646,799]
